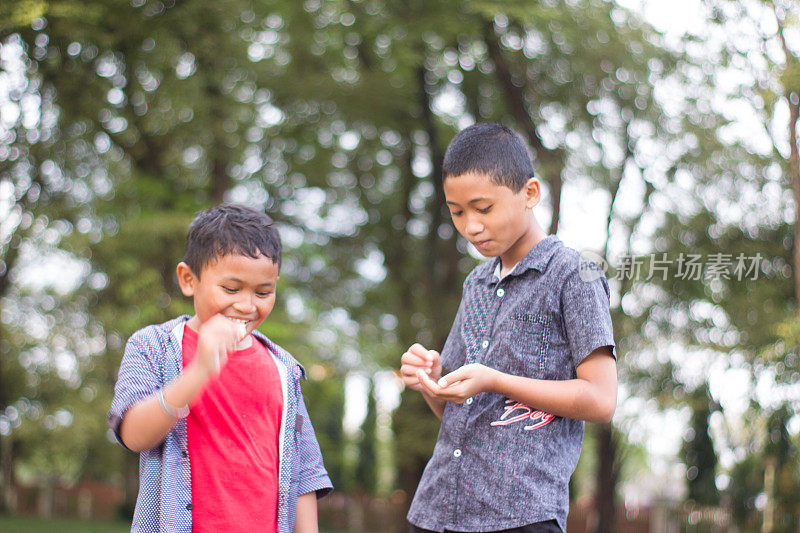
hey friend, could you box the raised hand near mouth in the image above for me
[196,314,248,375]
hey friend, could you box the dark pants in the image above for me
[410,520,562,533]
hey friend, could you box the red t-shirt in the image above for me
[182,325,283,533]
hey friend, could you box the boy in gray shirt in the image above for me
[400,123,616,532]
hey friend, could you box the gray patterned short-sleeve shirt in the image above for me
[407,236,616,533]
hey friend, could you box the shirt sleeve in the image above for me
[560,273,616,369]
[107,329,162,451]
[295,393,334,498]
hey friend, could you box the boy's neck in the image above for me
[499,216,549,277]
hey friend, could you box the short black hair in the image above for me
[183,204,281,276]
[442,122,535,192]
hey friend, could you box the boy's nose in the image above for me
[464,216,484,236]
[233,293,257,313]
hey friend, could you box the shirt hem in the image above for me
[408,512,562,533]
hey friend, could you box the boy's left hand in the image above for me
[416,363,499,404]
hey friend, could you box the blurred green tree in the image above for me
[680,385,720,506]
[355,379,377,495]
[641,0,800,527]
[2,0,775,529]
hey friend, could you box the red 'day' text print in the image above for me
[490,399,555,430]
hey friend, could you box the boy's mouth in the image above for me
[226,317,250,339]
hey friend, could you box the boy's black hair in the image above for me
[442,122,535,192]
[183,204,281,276]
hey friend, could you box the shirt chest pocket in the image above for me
[494,312,551,378]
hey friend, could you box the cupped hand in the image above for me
[416,363,498,403]
[400,343,442,391]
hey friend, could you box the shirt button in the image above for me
[186,503,193,510]
[453,449,462,458]
[466,398,473,405]
[182,450,188,457]
[481,340,489,349]
[497,288,505,297]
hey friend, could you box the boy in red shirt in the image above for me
[108,204,332,532]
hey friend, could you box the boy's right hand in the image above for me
[400,343,442,392]
[195,314,244,376]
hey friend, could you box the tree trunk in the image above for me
[0,434,14,512]
[776,10,800,315]
[0,233,21,513]
[591,123,634,533]
[208,97,229,205]
[37,476,56,518]
[482,18,564,234]
[392,56,462,515]
[762,455,776,533]
[390,133,435,501]
[419,65,446,275]
[787,95,800,313]
[417,63,460,343]
[594,423,618,533]
[212,156,228,205]
[198,51,229,205]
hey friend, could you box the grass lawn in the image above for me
[0,516,356,533]
[0,516,130,533]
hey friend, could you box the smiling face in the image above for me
[176,252,280,337]
[444,172,545,268]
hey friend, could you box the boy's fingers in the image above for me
[418,370,470,403]
[225,334,237,353]
[211,348,226,372]
[400,365,422,379]
[432,377,469,399]
[438,367,469,388]
[442,386,468,403]
[401,366,431,391]
[401,351,431,369]
[401,351,421,363]
[236,321,247,341]
[417,369,442,395]
[409,344,429,357]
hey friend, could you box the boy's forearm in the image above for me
[294,492,319,533]
[491,371,616,424]
[119,361,210,452]
[421,391,446,420]
[421,350,617,423]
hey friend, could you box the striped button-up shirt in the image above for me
[108,316,332,533]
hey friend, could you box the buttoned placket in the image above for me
[447,270,509,527]
[407,237,609,531]
[467,275,508,407]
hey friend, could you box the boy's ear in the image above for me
[523,177,541,209]
[176,262,197,297]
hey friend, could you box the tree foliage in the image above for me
[2,0,790,528]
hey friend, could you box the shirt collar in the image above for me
[158,314,306,379]
[479,235,561,283]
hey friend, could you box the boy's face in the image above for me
[176,253,279,337]
[444,172,541,266]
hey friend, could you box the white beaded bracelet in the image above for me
[157,389,190,419]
